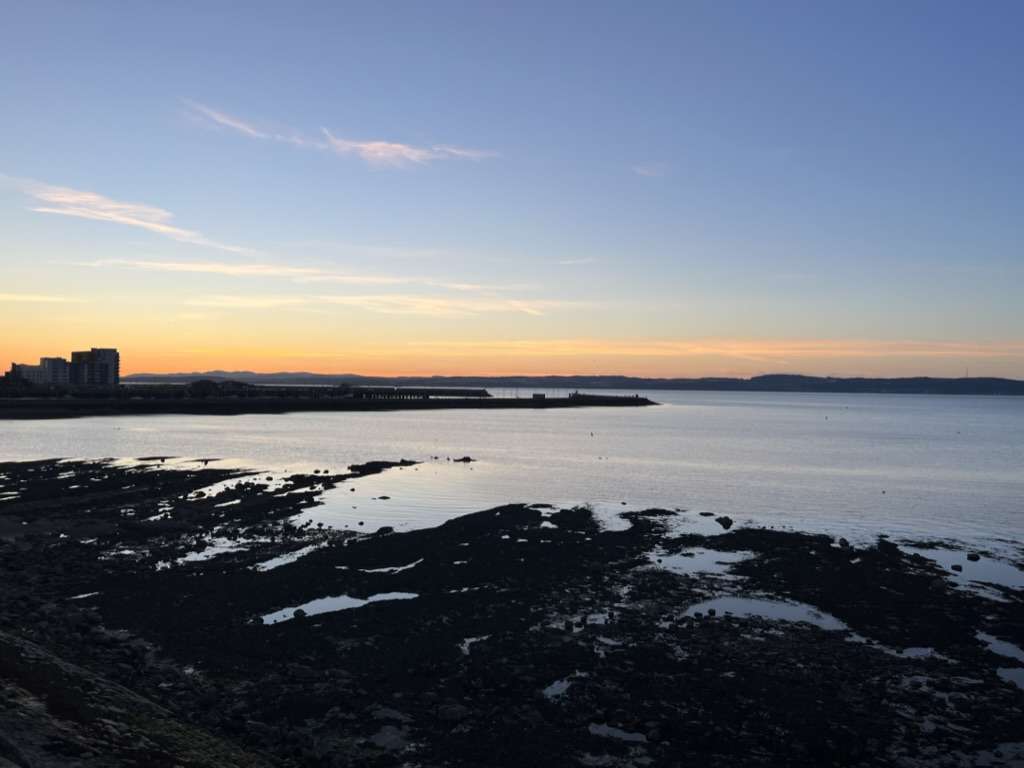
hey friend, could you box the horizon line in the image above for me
[120,370,1024,383]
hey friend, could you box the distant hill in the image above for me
[122,372,1024,396]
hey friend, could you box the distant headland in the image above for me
[4,352,1022,421]
[121,371,1024,396]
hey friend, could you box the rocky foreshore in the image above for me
[0,459,1021,767]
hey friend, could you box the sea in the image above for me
[2,390,1022,556]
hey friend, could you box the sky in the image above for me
[1,1,1022,378]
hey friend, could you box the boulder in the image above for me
[370,725,409,750]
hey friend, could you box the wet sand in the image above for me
[0,459,1022,767]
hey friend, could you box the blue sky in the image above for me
[2,1,1022,376]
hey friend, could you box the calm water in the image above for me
[2,391,1022,551]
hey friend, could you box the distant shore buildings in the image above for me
[8,348,120,388]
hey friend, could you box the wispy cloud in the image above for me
[321,130,437,166]
[78,258,529,293]
[184,100,495,167]
[297,274,522,292]
[186,100,324,148]
[428,281,491,292]
[320,129,498,167]
[632,163,667,177]
[557,257,595,266]
[274,240,447,260]
[187,100,268,140]
[409,338,1024,360]
[278,273,409,286]
[321,132,497,166]
[431,145,500,161]
[184,295,309,310]
[186,293,576,317]
[0,293,83,303]
[319,295,564,317]
[24,182,249,254]
[82,259,323,279]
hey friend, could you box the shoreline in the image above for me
[121,373,1024,397]
[0,458,1021,766]
[0,393,656,421]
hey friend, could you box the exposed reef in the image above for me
[0,459,1021,767]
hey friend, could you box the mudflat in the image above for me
[0,459,1021,767]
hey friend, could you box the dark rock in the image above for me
[3,457,1022,768]
[876,538,900,556]
[438,703,472,722]
[370,725,409,750]
[372,707,412,723]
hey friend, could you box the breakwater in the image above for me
[0,393,655,420]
